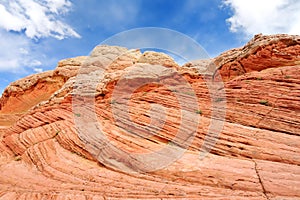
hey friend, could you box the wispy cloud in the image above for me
[0,30,36,72]
[0,0,80,39]
[0,0,80,72]
[223,0,300,37]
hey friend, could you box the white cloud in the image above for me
[223,0,300,36]
[33,67,43,73]
[0,0,80,73]
[0,0,80,39]
[0,30,45,73]
[29,60,42,66]
[44,0,72,14]
[0,30,32,72]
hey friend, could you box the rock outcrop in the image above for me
[0,56,87,127]
[0,34,299,199]
[215,34,300,81]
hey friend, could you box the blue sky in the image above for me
[0,0,299,94]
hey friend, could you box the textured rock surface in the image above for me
[215,34,300,81]
[0,34,299,199]
[0,56,86,127]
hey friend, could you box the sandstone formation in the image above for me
[0,34,299,199]
[0,56,86,127]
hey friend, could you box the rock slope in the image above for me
[0,56,86,127]
[0,34,299,199]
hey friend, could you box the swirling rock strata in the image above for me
[0,34,299,199]
[0,56,87,127]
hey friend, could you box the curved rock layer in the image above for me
[0,34,299,199]
[0,56,86,127]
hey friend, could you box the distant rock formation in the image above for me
[0,34,299,199]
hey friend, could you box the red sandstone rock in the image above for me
[215,34,300,81]
[0,56,87,127]
[0,34,299,199]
